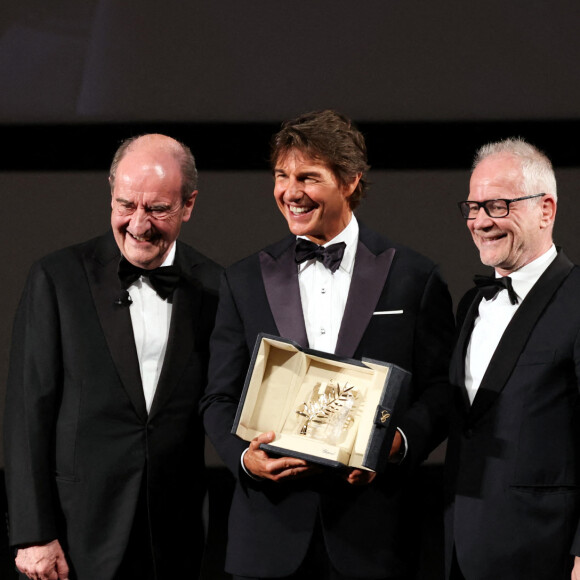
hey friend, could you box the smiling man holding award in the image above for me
[201,110,454,580]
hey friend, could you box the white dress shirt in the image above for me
[465,245,558,404]
[126,243,176,413]
[297,215,358,353]
[241,216,408,473]
[298,216,409,458]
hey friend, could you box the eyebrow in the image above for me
[274,168,324,178]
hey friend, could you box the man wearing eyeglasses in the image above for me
[446,138,580,580]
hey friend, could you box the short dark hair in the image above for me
[270,110,370,210]
[109,134,198,203]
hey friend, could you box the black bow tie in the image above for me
[295,239,346,274]
[473,274,519,305]
[118,258,181,301]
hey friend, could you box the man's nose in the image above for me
[471,206,494,228]
[284,178,303,201]
[129,207,150,233]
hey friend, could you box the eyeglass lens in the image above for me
[461,199,509,219]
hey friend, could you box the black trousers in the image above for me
[113,478,156,580]
[233,517,409,580]
[449,548,466,580]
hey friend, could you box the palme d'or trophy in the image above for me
[295,379,360,445]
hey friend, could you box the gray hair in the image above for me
[109,134,198,203]
[473,137,557,201]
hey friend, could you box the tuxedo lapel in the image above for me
[259,237,308,347]
[84,233,148,422]
[450,296,480,413]
[467,251,574,424]
[335,241,395,358]
[149,247,201,418]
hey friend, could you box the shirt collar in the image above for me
[297,213,358,275]
[161,242,177,267]
[498,244,557,301]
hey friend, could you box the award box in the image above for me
[232,334,411,473]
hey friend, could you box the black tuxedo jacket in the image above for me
[202,224,454,578]
[4,232,221,580]
[445,250,580,580]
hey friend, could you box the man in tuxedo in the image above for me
[4,134,221,580]
[446,138,580,579]
[202,110,454,579]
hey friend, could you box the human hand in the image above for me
[388,430,405,463]
[15,539,69,580]
[342,468,376,486]
[243,431,314,482]
[572,555,580,580]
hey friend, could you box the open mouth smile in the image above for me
[288,205,315,216]
[127,231,155,243]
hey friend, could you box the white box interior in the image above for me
[235,338,391,469]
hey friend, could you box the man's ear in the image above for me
[182,190,198,223]
[540,194,557,229]
[343,172,362,201]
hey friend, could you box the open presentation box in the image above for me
[233,334,411,472]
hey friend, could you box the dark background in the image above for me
[2,1,580,577]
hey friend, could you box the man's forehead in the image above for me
[115,150,182,194]
[118,148,178,174]
[469,155,522,197]
[275,149,330,172]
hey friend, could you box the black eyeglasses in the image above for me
[457,193,546,220]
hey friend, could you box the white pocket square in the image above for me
[373,310,404,315]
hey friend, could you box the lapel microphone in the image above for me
[114,290,133,307]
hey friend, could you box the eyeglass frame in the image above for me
[457,193,546,220]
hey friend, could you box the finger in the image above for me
[249,431,276,452]
[56,559,69,580]
[255,431,276,444]
[345,468,376,485]
[269,456,308,473]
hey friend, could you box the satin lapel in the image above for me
[468,251,574,425]
[335,242,395,358]
[149,256,200,419]
[450,296,481,413]
[84,233,147,421]
[259,240,308,347]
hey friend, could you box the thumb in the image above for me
[56,557,69,580]
[256,430,276,444]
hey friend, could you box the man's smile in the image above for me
[127,230,156,243]
[477,233,507,244]
[288,204,316,216]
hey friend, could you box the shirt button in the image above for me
[320,328,326,335]
[321,288,326,294]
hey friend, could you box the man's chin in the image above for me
[479,253,507,271]
[123,250,163,270]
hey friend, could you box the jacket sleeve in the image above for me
[200,270,252,477]
[396,265,455,467]
[4,262,63,546]
[569,327,580,556]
